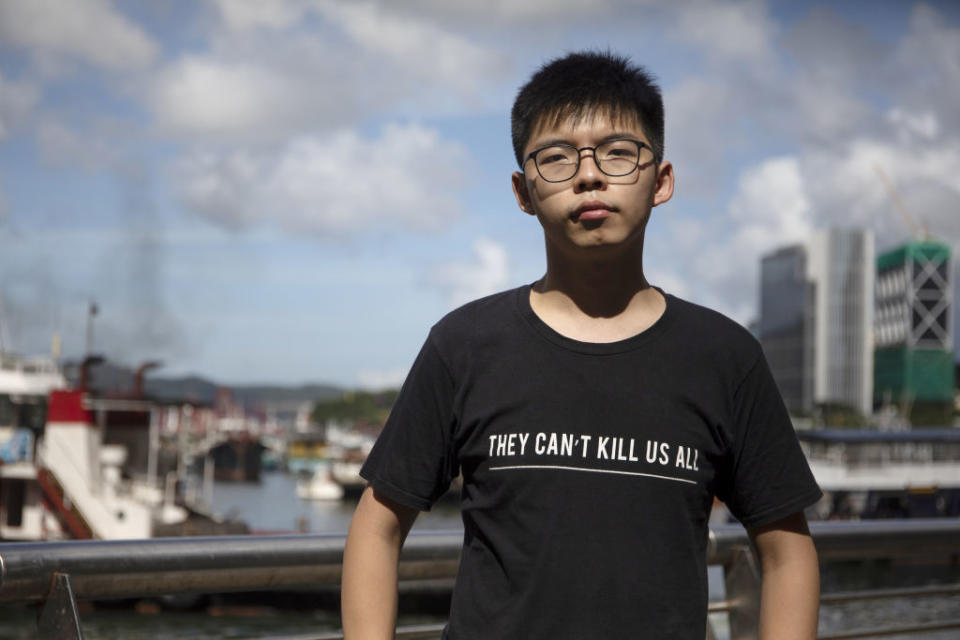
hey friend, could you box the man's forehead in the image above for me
[528,108,646,146]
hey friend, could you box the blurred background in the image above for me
[1,0,959,637]
[1,0,957,387]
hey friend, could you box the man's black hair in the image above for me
[511,51,664,167]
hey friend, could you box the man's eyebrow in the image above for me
[603,131,643,142]
[530,132,644,149]
[529,137,572,149]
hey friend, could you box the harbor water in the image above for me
[1,471,958,639]
[211,470,463,534]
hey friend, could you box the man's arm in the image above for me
[748,511,820,640]
[342,486,420,640]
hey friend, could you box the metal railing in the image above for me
[2,519,959,639]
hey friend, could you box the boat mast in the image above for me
[85,300,98,356]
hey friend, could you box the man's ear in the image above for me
[512,171,536,216]
[652,161,674,207]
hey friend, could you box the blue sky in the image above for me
[1,0,958,387]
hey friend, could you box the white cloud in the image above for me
[789,79,872,143]
[176,151,261,230]
[385,0,615,23]
[681,156,812,322]
[664,4,879,188]
[429,238,510,308]
[664,77,736,194]
[148,0,512,142]
[893,4,960,133]
[210,0,308,32]
[654,2,960,328]
[176,123,467,236]
[806,134,960,245]
[0,72,38,140]
[887,108,939,142]
[150,54,354,141]
[684,124,960,324]
[0,0,158,71]
[728,157,812,240]
[315,0,509,99]
[671,0,778,63]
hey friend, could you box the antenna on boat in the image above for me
[85,300,98,356]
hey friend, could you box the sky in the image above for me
[1,0,958,388]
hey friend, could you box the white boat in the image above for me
[296,463,344,501]
[0,352,68,540]
[0,352,195,540]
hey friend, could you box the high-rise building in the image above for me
[759,229,874,417]
[874,240,954,422]
[807,228,875,417]
[758,246,815,414]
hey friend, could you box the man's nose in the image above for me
[574,149,606,191]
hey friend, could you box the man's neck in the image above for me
[530,244,666,343]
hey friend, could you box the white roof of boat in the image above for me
[0,352,67,396]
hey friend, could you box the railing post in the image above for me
[724,546,761,640]
[37,572,85,640]
[705,619,717,640]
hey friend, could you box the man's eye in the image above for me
[602,144,638,159]
[538,150,574,165]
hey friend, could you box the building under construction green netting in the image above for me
[874,240,955,424]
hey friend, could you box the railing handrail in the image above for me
[0,531,461,605]
[711,518,960,562]
[3,519,960,607]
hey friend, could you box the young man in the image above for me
[342,51,821,639]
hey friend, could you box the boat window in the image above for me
[17,399,47,431]
[4,479,26,527]
[0,394,15,427]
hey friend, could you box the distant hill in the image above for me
[63,360,342,407]
[228,384,344,409]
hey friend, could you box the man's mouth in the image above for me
[572,200,615,221]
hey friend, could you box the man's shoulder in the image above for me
[665,293,762,360]
[429,285,526,346]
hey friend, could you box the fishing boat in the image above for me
[0,352,248,540]
[0,352,68,540]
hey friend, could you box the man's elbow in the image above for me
[750,511,818,572]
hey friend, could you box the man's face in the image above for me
[512,111,673,257]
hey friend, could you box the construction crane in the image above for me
[873,164,930,240]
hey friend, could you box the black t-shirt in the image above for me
[361,284,822,640]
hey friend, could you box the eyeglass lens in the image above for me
[534,140,649,182]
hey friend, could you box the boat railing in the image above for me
[2,519,960,640]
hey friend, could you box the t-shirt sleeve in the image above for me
[359,330,458,511]
[718,352,822,529]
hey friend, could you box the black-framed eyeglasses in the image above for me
[522,139,653,183]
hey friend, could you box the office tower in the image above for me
[759,246,815,414]
[806,228,875,417]
[874,240,954,423]
[759,229,875,417]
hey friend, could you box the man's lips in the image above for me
[572,200,616,221]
